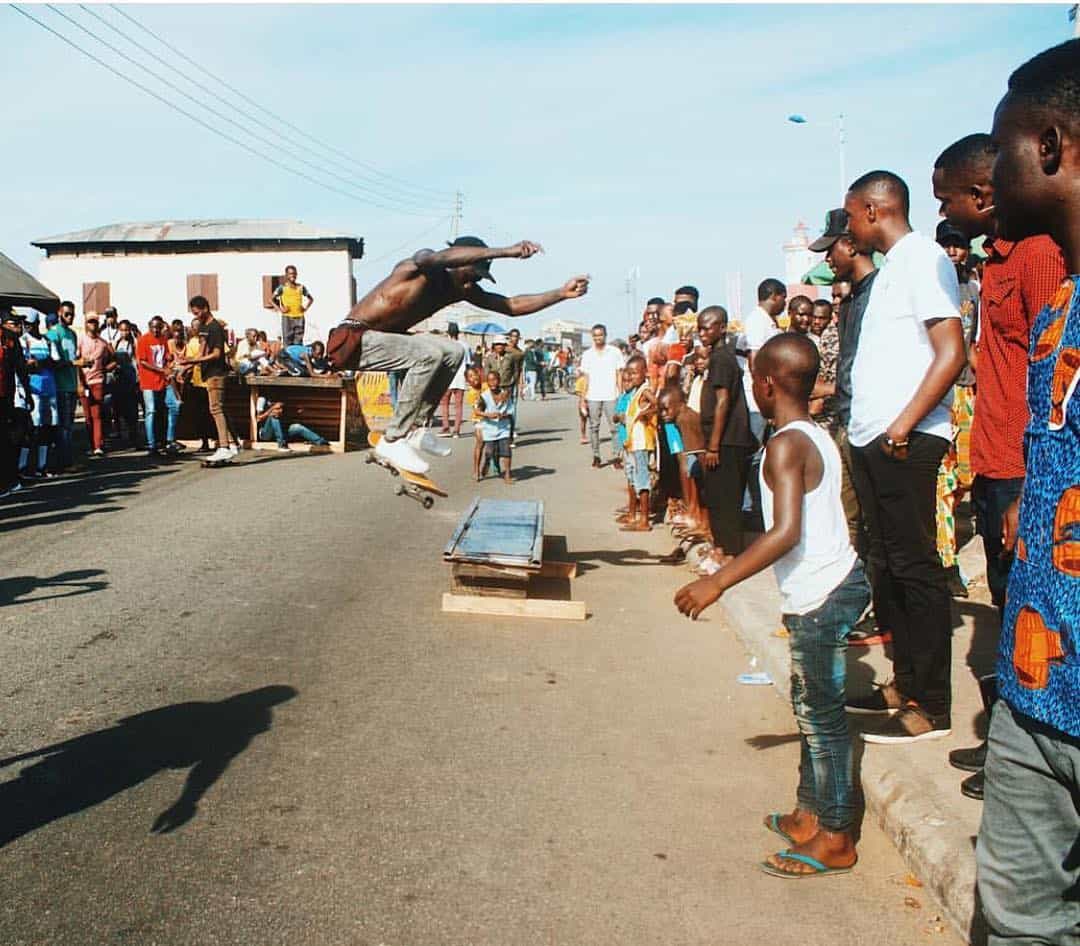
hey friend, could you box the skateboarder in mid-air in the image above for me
[335,237,588,474]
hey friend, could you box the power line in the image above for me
[9,5,446,220]
[109,4,451,204]
[79,4,449,213]
[42,4,446,217]
[362,217,454,267]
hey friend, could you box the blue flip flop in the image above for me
[764,813,795,845]
[760,850,856,879]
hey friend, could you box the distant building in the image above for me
[33,219,364,341]
[781,220,829,301]
[541,318,588,349]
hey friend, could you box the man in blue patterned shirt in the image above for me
[977,38,1080,945]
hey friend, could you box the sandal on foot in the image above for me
[764,813,796,846]
[658,546,687,564]
[760,851,855,880]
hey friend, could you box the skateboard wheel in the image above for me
[395,484,406,497]
[422,496,434,509]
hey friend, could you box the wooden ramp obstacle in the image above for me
[442,499,585,621]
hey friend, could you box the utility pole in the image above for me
[450,190,463,241]
[1071,4,1079,36]
[838,112,847,195]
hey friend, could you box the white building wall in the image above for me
[39,248,354,343]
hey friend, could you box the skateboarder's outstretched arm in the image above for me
[412,240,543,272]
[465,276,589,318]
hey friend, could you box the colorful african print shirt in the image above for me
[998,276,1080,737]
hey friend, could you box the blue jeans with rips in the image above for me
[783,561,870,833]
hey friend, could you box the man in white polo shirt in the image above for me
[841,170,966,745]
[580,323,624,468]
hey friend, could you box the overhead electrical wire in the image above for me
[362,217,457,267]
[9,4,449,219]
[39,4,447,217]
[79,4,449,213]
[108,3,451,205]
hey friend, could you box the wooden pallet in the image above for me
[442,500,585,621]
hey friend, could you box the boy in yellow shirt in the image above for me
[620,354,657,532]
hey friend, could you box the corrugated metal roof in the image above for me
[33,219,359,246]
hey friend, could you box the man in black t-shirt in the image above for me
[697,306,756,567]
[184,296,233,464]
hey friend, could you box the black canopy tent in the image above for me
[0,250,59,313]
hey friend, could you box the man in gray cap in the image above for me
[331,236,588,474]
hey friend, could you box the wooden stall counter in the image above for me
[244,375,364,453]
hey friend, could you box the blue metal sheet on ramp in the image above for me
[443,498,545,569]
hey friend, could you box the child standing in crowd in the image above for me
[478,369,512,484]
[575,369,589,444]
[675,333,869,879]
[611,367,633,473]
[619,354,657,532]
[464,365,486,481]
[659,385,708,539]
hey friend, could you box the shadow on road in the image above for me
[744,733,801,751]
[566,548,662,572]
[512,465,556,482]
[0,466,180,535]
[0,568,108,607]
[0,685,297,847]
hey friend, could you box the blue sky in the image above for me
[3,3,1074,336]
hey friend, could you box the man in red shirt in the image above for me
[136,316,181,456]
[934,134,1066,610]
[932,132,1066,797]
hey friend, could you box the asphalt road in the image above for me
[0,396,960,946]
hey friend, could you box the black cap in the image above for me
[447,321,460,337]
[808,209,850,252]
[935,220,968,248]
[447,236,496,283]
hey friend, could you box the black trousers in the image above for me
[701,445,751,555]
[850,432,952,720]
[0,399,18,490]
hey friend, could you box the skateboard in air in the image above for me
[366,431,448,509]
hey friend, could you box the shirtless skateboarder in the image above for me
[337,236,588,474]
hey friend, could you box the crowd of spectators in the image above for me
[0,285,336,491]
[567,38,1080,931]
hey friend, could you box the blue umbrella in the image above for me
[463,321,508,337]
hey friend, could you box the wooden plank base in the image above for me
[442,592,586,621]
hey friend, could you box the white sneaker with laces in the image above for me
[375,436,430,475]
[207,447,232,463]
[408,428,452,458]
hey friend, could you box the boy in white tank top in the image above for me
[675,333,870,879]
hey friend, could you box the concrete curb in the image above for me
[719,540,989,945]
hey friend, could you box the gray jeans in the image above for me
[356,331,465,440]
[977,701,1080,945]
[587,399,615,460]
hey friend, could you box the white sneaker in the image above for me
[207,448,232,463]
[375,436,430,475]
[408,428,452,458]
[228,444,240,457]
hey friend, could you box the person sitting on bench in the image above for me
[255,396,328,451]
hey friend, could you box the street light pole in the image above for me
[838,112,847,194]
